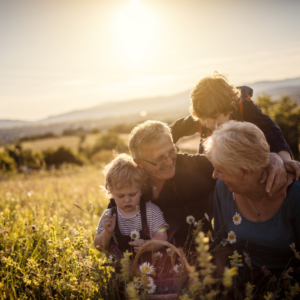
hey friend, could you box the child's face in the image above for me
[111,183,142,215]
[199,113,231,131]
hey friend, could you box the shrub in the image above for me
[90,149,115,165]
[0,151,16,171]
[90,133,127,157]
[43,146,83,168]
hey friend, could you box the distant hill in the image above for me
[250,76,300,102]
[0,75,299,143]
[0,119,30,128]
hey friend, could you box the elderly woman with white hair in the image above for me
[204,121,300,290]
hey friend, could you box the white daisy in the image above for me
[108,255,117,264]
[186,215,195,225]
[147,283,156,294]
[232,212,242,225]
[227,231,237,244]
[204,213,210,221]
[154,251,163,260]
[130,229,140,241]
[139,262,155,275]
[145,276,154,287]
[173,264,184,274]
[166,248,173,256]
[194,221,198,227]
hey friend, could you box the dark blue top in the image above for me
[214,179,300,279]
[170,99,291,155]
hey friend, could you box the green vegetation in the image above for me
[256,95,300,160]
[0,168,299,299]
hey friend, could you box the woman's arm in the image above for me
[170,115,199,143]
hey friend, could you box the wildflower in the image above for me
[268,275,277,284]
[227,231,236,244]
[147,283,156,294]
[173,264,184,274]
[133,277,143,289]
[282,267,294,280]
[220,239,228,246]
[243,251,252,269]
[3,230,8,234]
[245,282,255,300]
[139,262,155,275]
[166,248,173,256]
[232,212,242,225]
[204,213,209,221]
[263,292,274,300]
[108,255,117,264]
[261,265,272,277]
[126,282,139,298]
[222,267,237,288]
[290,243,300,260]
[186,215,195,225]
[229,250,242,268]
[288,282,300,298]
[194,222,198,227]
[130,230,140,241]
[145,276,154,287]
[154,251,163,260]
[31,225,36,230]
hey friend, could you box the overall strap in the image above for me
[198,121,210,138]
[140,201,150,237]
[111,206,122,236]
[239,99,244,122]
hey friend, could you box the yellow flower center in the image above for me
[229,234,234,239]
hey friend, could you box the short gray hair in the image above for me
[204,121,270,175]
[129,120,173,158]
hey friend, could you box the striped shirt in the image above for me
[96,202,168,245]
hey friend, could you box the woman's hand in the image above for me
[103,213,116,235]
[128,239,147,253]
[284,160,300,181]
[260,153,287,196]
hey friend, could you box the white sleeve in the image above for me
[146,202,169,235]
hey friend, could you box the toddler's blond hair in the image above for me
[103,153,148,196]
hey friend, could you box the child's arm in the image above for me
[94,213,116,251]
[129,226,168,253]
[169,115,199,143]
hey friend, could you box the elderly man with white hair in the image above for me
[106,120,291,249]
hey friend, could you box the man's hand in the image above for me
[128,239,147,253]
[260,153,287,196]
[283,160,300,181]
[103,213,116,235]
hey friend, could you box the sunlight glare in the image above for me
[114,0,157,66]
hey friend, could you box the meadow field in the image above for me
[0,166,112,299]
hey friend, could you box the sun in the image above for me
[114,0,158,67]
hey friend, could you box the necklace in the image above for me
[245,193,266,217]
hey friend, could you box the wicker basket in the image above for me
[133,240,190,300]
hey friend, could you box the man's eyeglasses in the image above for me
[142,146,179,167]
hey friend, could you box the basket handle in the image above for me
[132,240,191,271]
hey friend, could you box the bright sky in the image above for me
[1,0,300,121]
